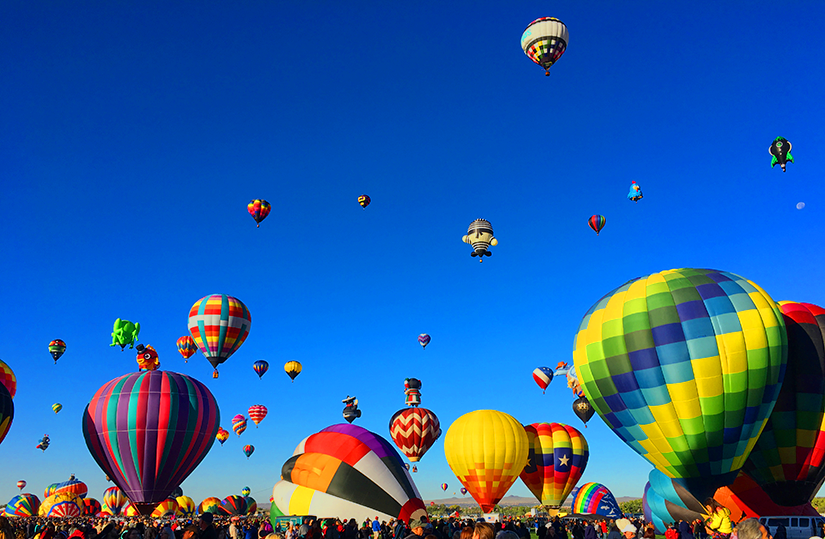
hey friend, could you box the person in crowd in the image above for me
[704,500,732,539]
[680,521,695,539]
[615,520,637,539]
[404,520,428,539]
[199,513,218,539]
[471,524,494,539]
[734,520,768,539]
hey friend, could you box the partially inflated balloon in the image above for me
[4,494,40,517]
[83,498,101,516]
[570,482,621,518]
[445,410,529,513]
[188,294,251,375]
[102,487,129,516]
[253,360,269,379]
[220,495,248,515]
[389,407,442,463]
[0,359,16,398]
[176,496,197,517]
[742,301,825,507]
[199,497,222,514]
[177,336,197,363]
[248,405,268,427]
[284,361,302,382]
[573,268,787,500]
[82,370,220,513]
[152,498,179,517]
[643,469,709,534]
[271,423,427,523]
[40,493,82,517]
[122,502,139,517]
[44,476,87,499]
[248,200,272,227]
[519,423,588,511]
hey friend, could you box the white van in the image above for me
[758,516,825,539]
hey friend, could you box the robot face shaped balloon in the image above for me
[462,219,498,262]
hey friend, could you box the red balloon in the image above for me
[389,407,441,462]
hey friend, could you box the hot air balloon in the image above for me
[220,495,248,516]
[177,336,197,363]
[253,360,269,379]
[460,488,467,496]
[52,403,62,414]
[741,301,825,507]
[519,423,588,513]
[44,475,87,499]
[769,137,793,172]
[40,493,82,518]
[0,359,17,398]
[271,423,428,524]
[248,199,272,227]
[36,434,50,452]
[48,340,66,363]
[241,487,251,497]
[243,444,255,459]
[570,483,621,518]
[122,502,139,517]
[444,410,529,513]
[4,493,40,517]
[343,395,361,423]
[532,367,553,393]
[16,480,26,490]
[199,497,222,514]
[418,334,431,350]
[389,408,441,463]
[587,215,605,235]
[152,498,179,517]
[572,268,787,501]
[403,378,421,407]
[110,319,140,350]
[176,496,197,517]
[440,483,448,491]
[411,466,417,473]
[248,405,268,427]
[462,219,497,262]
[82,370,220,515]
[358,195,371,209]
[642,469,709,534]
[284,361,302,382]
[188,294,251,377]
[628,181,643,203]
[83,498,102,516]
[521,17,569,76]
[244,497,258,515]
[170,486,184,498]
[216,427,230,446]
[102,487,129,516]
[572,396,595,426]
[233,414,247,436]
[0,383,13,446]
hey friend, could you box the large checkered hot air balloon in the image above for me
[521,17,569,76]
[519,423,588,513]
[188,294,251,377]
[444,410,529,513]
[271,423,428,524]
[741,301,825,507]
[82,370,220,515]
[573,268,787,501]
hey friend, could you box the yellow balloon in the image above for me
[444,410,529,513]
[284,360,302,382]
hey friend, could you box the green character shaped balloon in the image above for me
[110,318,140,350]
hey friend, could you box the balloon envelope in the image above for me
[152,498,179,517]
[248,199,272,226]
[418,334,431,349]
[4,494,40,517]
[521,17,569,75]
[570,482,621,518]
[742,301,825,506]
[0,383,12,446]
[284,361,302,381]
[220,495,248,515]
[177,336,197,362]
[573,268,787,500]
[253,360,269,379]
[82,370,220,506]
[44,477,87,499]
[445,410,529,513]
[102,487,129,515]
[248,405,268,427]
[389,407,442,463]
[519,423,588,510]
[40,493,81,518]
[271,423,427,524]
[199,497,222,514]
[176,496,197,517]
[532,367,553,392]
[188,294,251,371]
[0,358,16,399]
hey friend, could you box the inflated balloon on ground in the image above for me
[573,268,787,500]
[570,482,621,518]
[519,423,588,513]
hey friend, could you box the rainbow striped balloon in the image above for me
[102,487,129,515]
[82,370,220,505]
[198,497,221,514]
[151,498,179,517]
[40,493,82,517]
[0,358,16,399]
[570,482,621,517]
[188,294,252,373]
[4,494,40,517]
[176,496,197,517]
[519,422,589,509]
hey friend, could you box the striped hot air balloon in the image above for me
[216,427,230,446]
[243,444,255,459]
[570,482,621,518]
[244,497,257,515]
[440,483,448,491]
[519,423,589,511]
[177,336,197,363]
[40,493,82,518]
[188,294,251,377]
[82,370,220,514]
[253,360,269,379]
[248,200,271,227]
[198,497,222,514]
[532,367,553,393]
[16,480,26,490]
[219,495,247,515]
[233,415,247,436]
[4,494,40,517]
[248,405,267,427]
[44,476,87,500]
[417,334,430,350]
[122,502,139,517]
[587,215,606,235]
[102,487,129,516]
[151,498,179,518]
[389,408,441,463]
[176,496,197,517]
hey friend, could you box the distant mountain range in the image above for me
[424,495,641,508]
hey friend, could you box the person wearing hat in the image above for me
[614,520,636,539]
[403,520,428,539]
[199,513,218,539]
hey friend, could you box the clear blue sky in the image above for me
[2,0,825,509]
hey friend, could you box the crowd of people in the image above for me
[0,505,806,539]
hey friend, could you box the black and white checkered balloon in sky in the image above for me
[462,219,497,262]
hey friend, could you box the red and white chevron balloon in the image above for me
[389,407,442,462]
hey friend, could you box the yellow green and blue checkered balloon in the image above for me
[573,268,787,500]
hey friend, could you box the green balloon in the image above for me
[110,318,140,350]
